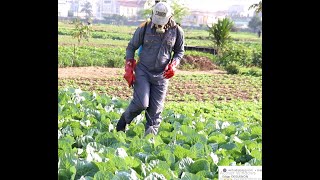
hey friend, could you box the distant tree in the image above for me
[81,1,93,23]
[71,18,92,66]
[207,18,234,56]
[72,18,92,44]
[139,8,153,20]
[249,1,262,13]
[137,9,149,20]
[170,0,189,25]
[248,15,262,32]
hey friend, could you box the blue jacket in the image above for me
[126,19,185,73]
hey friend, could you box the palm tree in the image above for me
[249,1,262,13]
[248,15,262,33]
[81,2,93,23]
[207,18,234,56]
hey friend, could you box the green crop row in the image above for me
[58,22,137,34]
[59,22,260,41]
[58,46,217,68]
[58,22,262,71]
[58,35,129,47]
[58,22,261,46]
[184,29,261,43]
[58,87,261,179]
[58,46,127,68]
[218,43,262,68]
[59,28,132,41]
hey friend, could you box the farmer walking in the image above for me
[116,1,185,135]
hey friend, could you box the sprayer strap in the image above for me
[141,21,148,46]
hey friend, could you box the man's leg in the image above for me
[116,70,150,131]
[144,81,168,135]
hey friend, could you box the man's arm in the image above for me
[125,24,146,60]
[163,26,185,79]
[172,26,185,65]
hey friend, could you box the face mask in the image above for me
[155,24,165,33]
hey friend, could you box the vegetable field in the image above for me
[58,87,261,180]
[58,22,262,179]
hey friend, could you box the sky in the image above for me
[184,0,260,13]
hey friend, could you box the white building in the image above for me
[58,0,147,19]
[58,0,72,17]
[117,0,144,17]
[182,10,228,27]
[72,0,92,18]
[92,0,118,19]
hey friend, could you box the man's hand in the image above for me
[124,59,136,87]
[163,60,178,79]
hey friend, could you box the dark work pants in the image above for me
[122,65,168,135]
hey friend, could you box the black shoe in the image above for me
[116,115,126,131]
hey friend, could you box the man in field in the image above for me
[116,1,185,135]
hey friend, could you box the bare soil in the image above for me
[58,66,225,79]
[58,55,225,78]
[180,55,219,71]
[58,57,261,102]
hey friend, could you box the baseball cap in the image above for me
[152,2,173,26]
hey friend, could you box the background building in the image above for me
[58,0,260,28]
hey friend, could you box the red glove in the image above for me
[163,60,178,79]
[123,59,136,87]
